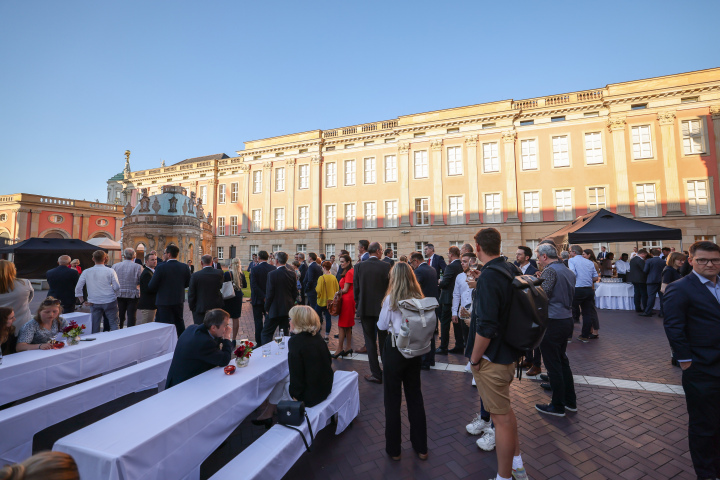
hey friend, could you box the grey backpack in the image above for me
[391,297,439,359]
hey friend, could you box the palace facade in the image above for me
[109,68,720,262]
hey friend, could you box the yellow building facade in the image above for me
[112,68,720,262]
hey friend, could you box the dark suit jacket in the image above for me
[439,259,463,305]
[188,267,224,314]
[265,266,298,318]
[644,257,666,284]
[250,262,275,306]
[288,331,334,407]
[46,265,79,307]
[305,262,323,294]
[382,257,395,267]
[414,263,438,299]
[522,263,538,276]
[627,256,648,284]
[663,273,720,376]
[298,263,308,291]
[597,251,607,261]
[147,259,191,306]
[165,324,232,389]
[353,257,391,317]
[427,254,446,278]
[137,267,156,310]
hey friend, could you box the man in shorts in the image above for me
[468,228,527,480]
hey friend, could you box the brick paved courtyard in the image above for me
[33,293,696,479]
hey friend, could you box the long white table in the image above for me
[0,353,173,465]
[0,323,176,405]
[54,340,290,480]
[595,283,660,310]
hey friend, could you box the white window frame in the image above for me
[635,183,658,217]
[552,135,570,168]
[251,209,262,232]
[298,206,309,230]
[230,216,238,236]
[482,142,499,173]
[448,195,464,225]
[325,244,336,258]
[298,164,309,190]
[275,167,285,192]
[584,132,604,165]
[249,245,259,260]
[217,217,226,236]
[414,151,428,178]
[344,203,356,229]
[385,200,398,228]
[385,155,397,182]
[252,170,262,194]
[415,198,430,226]
[523,191,541,222]
[681,119,706,155]
[631,125,653,159]
[447,146,463,176]
[200,185,207,205]
[587,187,606,212]
[686,179,711,215]
[484,193,502,223]
[325,204,337,230]
[364,201,377,228]
[387,242,398,256]
[230,182,239,203]
[218,184,226,204]
[364,157,376,184]
[296,244,307,255]
[325,162,337,188]
[521,139,537,170]
[274,207,285,231]
[344,243,355,259]
[344,160,356,186]
[554,189,574,221]
[217,246,224,260]
[415,242,429,258]
[272,245,282,254]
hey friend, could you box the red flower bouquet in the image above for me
[234,340,254,367]
[62,321,85,345]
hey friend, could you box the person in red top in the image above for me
[70,259,82,274]
[333,254,355,359]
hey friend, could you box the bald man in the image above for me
[46,255,80,314]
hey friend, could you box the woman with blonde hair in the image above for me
[378,262,429,461]
[0,260,34,330]
[70,259,81,274]
[251,305,334,428]
[223,257,247,347]
[0,451,79,480]
[16,297,68,352]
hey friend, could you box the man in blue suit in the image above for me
[250,250,275,345]
[663,241,720,480]
[411,251,439,369]
[641,248,666,316]
[46,255,79,315]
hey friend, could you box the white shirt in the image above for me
[630,251,638,259]
[377,297,404,335]
[452,272,473,317]
[519,262,531,274]
[615,259,630,275]
[75,265,121,304]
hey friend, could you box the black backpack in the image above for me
[485,263,549,352]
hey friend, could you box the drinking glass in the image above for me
[262,341,271,357]
[468,257,479,272]
[274,328,283,354]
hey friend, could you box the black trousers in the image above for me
[361,315,387,379]
[192,311,206,325]
[252,304,268,345]
[261,316,289,345]
[682,367,720,479]
[632,282,648,312]
[62,303,75,316]
[156,304,185,337]
[117,297,139,328]
[572,287,599,337]
[439,303,464,350]
[526,347,542,367]
[383,336,427,457]
[539,317,576,409]
[645,283,661,315]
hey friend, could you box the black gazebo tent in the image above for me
[0,238,106,279]
[545,208,683,247]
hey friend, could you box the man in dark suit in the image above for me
[627,249,649,312]
[642,248,665,316]
[596,246,607,262]
[358,239,370,262]
[165,309,233,389]
[188,255,225,325]
[424,243,446,277]
[147,244,191,337]
[515,246,541,374]
[304,252,323,314]
[382,248,395,267]
[250,250,275,345]
[354,242,392,383]
[411,251,439,369]
[262,251,298,344]
[297,252,308,305]
[137,252,158,324]
[663,241,720,480]
[247,254,258,272]
[212,257,223,270]
[437,246,464,354]
[46,255,79,315]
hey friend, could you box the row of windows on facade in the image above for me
[210,121,708,201]
[213,179,711,235]
[214,234,719,261]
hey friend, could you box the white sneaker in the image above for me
[466,413,492,435]
[464,361,472,373]
[476,428,496,451]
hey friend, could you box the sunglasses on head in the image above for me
[42,298,61,306]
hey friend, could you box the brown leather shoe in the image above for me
[364,374,382,384]
[520,360,533,369]
[356,346,368,354]
[418,452,429,460]
[526,366,542,376]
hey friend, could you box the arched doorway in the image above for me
[136,243,146,263]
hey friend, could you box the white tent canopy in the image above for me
[85,237,123,251]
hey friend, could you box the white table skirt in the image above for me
[595,283,660,310]
[0,323,176,405]
[0,353,173,465]
[210,370,360,480]
[54,340,291,480]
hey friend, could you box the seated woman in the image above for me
[0,307,17,355]
[0,451,79,480]
[16,297,67,351]
[252,305,334,428]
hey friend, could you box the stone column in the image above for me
[607,116,632,215]
[262,161,273,232]
[431,140,444,225]
[207,179,218,220]
[310,156,322,230]
[711,106,720,215]
[657,111,683,215]
[13,208,29,241]
[239,165,250,232]
[29,210,40,237]
[501,131,519,222]
[72,214,82,239]
[465,135,481,223]
[81,215,90,240]
[398,142,411,227]
[285,159,296,231]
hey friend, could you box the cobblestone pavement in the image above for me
[34,292,696,479]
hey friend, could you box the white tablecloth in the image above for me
[595,283,660,310]
[54,340,290,480]
[0,323,176,405]
[0,353,173,465]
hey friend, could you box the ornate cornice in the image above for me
[501,131,516,144]
[398,142,410,154]
[238,164,251,173]
[464,135,478,147]
[603,84,720,106]
[285,158,296,166]
[607,116,627,131]
[263,161,273,170]
[431,139,443,151]
[710,105,720,120]
[657,111,676,125]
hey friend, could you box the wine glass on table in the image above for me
[274,327,283,354]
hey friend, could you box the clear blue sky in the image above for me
[1,0,718,202]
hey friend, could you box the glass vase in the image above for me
[236,356,249,368]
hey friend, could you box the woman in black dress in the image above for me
[224,258,247,347]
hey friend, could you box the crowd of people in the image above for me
[0,232,718,480]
